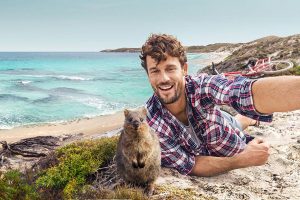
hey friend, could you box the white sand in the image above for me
[0,111,124,143]
[157,110,300,200]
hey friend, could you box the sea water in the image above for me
[0,52,208,129]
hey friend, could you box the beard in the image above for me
[157,90,181,104]
[153,81,183,104]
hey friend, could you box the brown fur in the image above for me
[116,107,161,196]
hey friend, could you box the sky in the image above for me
[0,0,300,51]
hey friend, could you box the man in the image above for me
[140,34,300,177]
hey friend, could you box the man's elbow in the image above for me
[189,166,220,177]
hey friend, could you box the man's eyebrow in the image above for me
[149,66,158,71]
[166,64,177,68]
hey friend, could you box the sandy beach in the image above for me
[0,111,124,143]
[157,110,300,200]
[188,51,231,70]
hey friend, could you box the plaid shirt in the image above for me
[146,74,273,175]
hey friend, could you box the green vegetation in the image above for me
[78,185,148,200]
[36,136,119,199]
[0,170,39,200]
[0,137,119,200]
[290,64,300,75]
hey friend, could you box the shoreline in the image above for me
[0,111,124,143]
[188,51,230,69]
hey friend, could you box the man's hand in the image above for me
[189,137,270,177]
[235,137,270,168]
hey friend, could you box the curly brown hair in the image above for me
[140,34,187,72]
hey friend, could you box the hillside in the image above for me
[200,34,300,74]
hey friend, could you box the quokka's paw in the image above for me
[144,184,155,196]
[137,161,145,168]
[132,161,139,168]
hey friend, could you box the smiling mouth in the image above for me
[158,85,174,91]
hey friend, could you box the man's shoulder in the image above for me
[146,94,158,113]
[145,94,162,123]
[185,73,212,87]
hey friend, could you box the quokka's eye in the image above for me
[128,118,133,122]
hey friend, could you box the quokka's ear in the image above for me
[141,107,147,116]
[124,109,129,117]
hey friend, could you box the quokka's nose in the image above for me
[133,121,139,129]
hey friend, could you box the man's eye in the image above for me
[140,118,144,122]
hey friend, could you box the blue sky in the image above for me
[0,0,299,51]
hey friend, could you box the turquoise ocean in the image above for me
[0,52,208,129]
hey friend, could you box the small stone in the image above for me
[255,131,264,136]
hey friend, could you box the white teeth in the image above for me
[159,85,172,90]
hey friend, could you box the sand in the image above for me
[188,51,231,70]
[0,111,124,143]
[157,110,300,200]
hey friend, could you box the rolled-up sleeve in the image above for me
[159,134,195,175]
[197,74,273,122]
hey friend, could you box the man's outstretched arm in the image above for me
[189,138,270,177]
[252,76,300,114]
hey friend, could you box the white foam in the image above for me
[22,74,92,81]
[55,75,92,81]
[17,80,32,85]
[0,125,13,130]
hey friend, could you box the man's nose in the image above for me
[160,71,170,82]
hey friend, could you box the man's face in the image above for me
[146,55,187,104]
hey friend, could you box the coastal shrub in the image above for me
[108,186,147,200]
[156,185,213,200]
[290,64,300,75]
[78,185,148,200]
[0,170,39,200]
[36,136,119,199]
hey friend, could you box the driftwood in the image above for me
[0,136,60,167]
[93,156,123,189]
[0,134,84,170]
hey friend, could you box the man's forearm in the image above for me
[189,138,270,177]
[252,76,300,114]
[189,155,245,177]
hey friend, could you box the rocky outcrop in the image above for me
[200,34,300,74]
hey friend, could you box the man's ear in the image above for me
[182,63,188,75]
